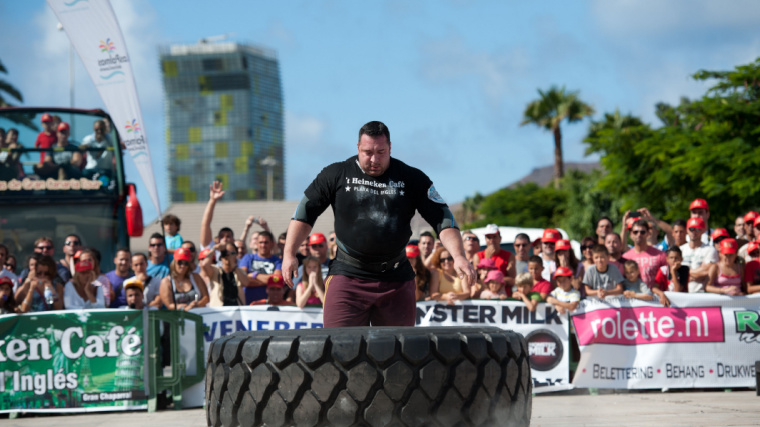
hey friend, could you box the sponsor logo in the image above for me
[121,119,147,152]
[427,184,446,204]
[734,310,760,343]
[124,119,141,134]
[526,329,563,372]
[96,37,128,80]
[591,364,654,380]
[573,306,724,345]
[416,304,562,325]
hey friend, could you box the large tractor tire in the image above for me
[206,326,532,427]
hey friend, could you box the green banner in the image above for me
[0,309,146,413]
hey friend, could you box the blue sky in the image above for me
[2,0,760,222]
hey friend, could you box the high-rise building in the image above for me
[160,41,284,202]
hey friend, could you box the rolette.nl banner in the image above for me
[47,0,161,216]
[0,310,145,413]
[571,293,759,389]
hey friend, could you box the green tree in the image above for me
[555,169,625,240]
[584,58,760,228]
[467,182,565,229]
[0,59,23,107]
[521,86,595,187]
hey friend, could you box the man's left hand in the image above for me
[453,256,476,287]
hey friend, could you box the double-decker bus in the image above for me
[0,107,142,272]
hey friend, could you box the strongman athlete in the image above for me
[282,121,476,327]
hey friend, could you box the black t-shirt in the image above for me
[299,155,457,281]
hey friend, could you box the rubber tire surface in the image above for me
[206,326,532,427]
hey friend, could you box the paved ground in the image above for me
[2,390,758,426]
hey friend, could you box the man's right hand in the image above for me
[209,181,225,201]
[282,254,299,288]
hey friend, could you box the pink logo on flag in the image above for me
[572,306,724,346]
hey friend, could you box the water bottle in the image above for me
[44,287,55,306]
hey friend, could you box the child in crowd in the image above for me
[163,214,183,255]
[622,261,653,301]
[528,255,552,300]
[512,272,541,311]
[472,258,497,299]
[0,277,18,314]
[546,266,580,314]
[654,246,689,292]
[479,270,509,300]
[583,245,624,299]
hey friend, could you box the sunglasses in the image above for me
[64,240,81,246]
[514,243,528,247]
[186,247,196,252]
[631,230,647,235]
[149,243,164,247]
[219,250,238,257]
[311,244,326,248]
[440,256,454,263]
[464,236,479,241]
[582,245,594,250]
[688,227,702,232]
[542,242,555,246]
[36,246,53,250]
[177,260,190,267]
[4,263,14,267]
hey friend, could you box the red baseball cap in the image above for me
[625,217,638,230]
[174,247,193,262]
[484,270,505,284]
[405,245,420,258]
[710,228,730,242]
[542,229,561,243]
[267,275,285,288]
[744,211,759,223]
[198,248,214,261]
[477,258,497,270]
[555,239,571,251]
[747,241,760,256]
[41,113,53,122]
[720,238,738,254]
[57,122,70,132]
[554,266,573,278]
[0,276,13,288]
[689,198,709,211]
[75,259,93,272]
[309,233,326,245]
[686,217,706,230]
[753,216,760,228]
[532,238,542,247]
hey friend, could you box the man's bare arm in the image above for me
[282,220,313,288]
[438,228,476,289]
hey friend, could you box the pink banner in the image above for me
[573,306,724,345]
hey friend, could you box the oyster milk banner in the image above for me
[571,294,759,389]
[47,0,161,216]
[0,310,146,413]
[416,300,572,393]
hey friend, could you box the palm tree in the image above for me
[521,86,594,187]
[0,59,24,107]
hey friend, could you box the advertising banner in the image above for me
[46,0,161,216]
[0,310,146,413]
[571,293,760,389]
[416,300,572,393]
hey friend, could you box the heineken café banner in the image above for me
[0,310,145,413]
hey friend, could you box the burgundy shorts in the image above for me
[322,275,416,327]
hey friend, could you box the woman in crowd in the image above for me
[295,256,326,308]
[0,276,19,313]
[579,236,596,272]
[707,238,743,296]
[200,245,245,307]
[75,249,113,307]
[63,257,106,309]
[5,254,17,274]
[161,247,209,310]
[16,254,65,312]
[405,245,430,301]
[429,247,470,304]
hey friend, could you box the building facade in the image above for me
[160,42,284,202]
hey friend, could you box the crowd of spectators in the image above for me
[2,185,759,316]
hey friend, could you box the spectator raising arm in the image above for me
[200,181,225,249]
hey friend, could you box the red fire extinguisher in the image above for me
[126,183,144,237]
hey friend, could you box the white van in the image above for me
[467,226,582,259]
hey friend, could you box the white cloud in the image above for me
[285,110,328,148]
